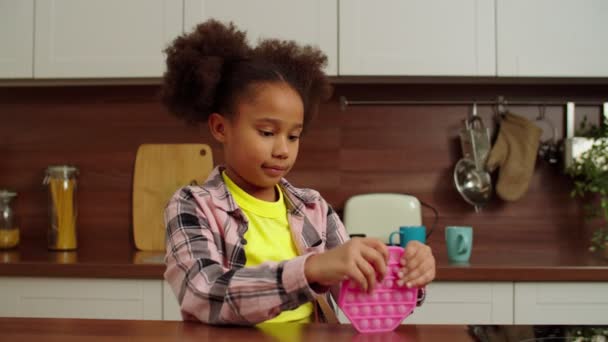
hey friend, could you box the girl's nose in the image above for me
[272,137,289,159]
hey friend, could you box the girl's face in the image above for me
[209,82,304,201]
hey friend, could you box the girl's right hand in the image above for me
[304,237,389,293]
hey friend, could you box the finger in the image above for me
[403,256,433,279]
[356,256,377,293]
[403,243,433,267]
[403,259,435,287]
[345,263,368,292]
[403,246,430,270]
[401,241,422,266]
[408,268,436,287]
[362,238,390,263]
[360,244,387,280]
[406,274,427,288]
[406,240,424,252]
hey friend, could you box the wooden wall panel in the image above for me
[1,83,606,251]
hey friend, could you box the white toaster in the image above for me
[343,193,422,244]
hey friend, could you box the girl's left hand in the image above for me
[397,241,436,288]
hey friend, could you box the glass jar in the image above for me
[0,190,19,249]
[43,165,79,250]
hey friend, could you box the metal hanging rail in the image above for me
[339,95,608,113]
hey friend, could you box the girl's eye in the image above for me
[289,135,300,141]
[259,130,274,137]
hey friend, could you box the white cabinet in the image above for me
[407,282,513,324]
[4,1,608,80]
[339,0,496,76]
[0,277,162,320]
[497,0,608,77]
[3,277,607,324]
[514,282,608,324]
[0,0,34,78]
[337,282,514,324]
[184,0,338,76]
[163,280,182,321]
[34,0,183,78]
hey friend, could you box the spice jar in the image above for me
[0,190,19,249]
[44,165,79,250]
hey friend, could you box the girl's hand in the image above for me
[304,237,389,293]
[397,241,436,288]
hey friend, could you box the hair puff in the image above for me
[161,19,333,128]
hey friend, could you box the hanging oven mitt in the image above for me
[486,112,542,201]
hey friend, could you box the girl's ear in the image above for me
[208,113,228,143]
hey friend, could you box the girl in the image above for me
[161,19,436,325]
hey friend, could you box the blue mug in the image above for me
[389,226,426,247]
[445,226,473,262]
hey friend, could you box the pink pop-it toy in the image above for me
[338,246,418,333]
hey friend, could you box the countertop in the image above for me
[0,317,473,341]
[1,317,604,341]
[1,238,608,281]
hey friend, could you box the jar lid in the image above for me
[45,165,79,176]
[0,190,17,199]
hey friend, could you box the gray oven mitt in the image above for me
[486,112,542,201]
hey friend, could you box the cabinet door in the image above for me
[515,282,608,324]
[163,280,182,320]
[497,0,608,77]
[337,282,513,324]
[0,277,162,320]
[34,0,183,78]
[339,0,495,76]
[184,0,338,76]
[0,0,34,78]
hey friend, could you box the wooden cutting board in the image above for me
[132,144,213,251]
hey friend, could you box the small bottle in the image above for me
[44,165,79,250]
[0,190,19,249]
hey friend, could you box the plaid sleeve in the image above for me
[163,187,322,325]
[319,198,350,305]
[323,201,349,250]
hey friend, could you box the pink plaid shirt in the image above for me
[164,165,348,324]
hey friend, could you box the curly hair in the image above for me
[160,19,333,129]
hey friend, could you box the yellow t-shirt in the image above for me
[222,172,313,323]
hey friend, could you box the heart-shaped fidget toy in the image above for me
[338,246,418,333]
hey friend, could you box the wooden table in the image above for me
[0,317,474,341]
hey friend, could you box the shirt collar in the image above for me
[202,165,318,216]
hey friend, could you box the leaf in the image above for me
[567,120,608,252]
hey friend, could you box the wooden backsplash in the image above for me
[1,82,607,250]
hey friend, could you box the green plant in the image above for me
[566,116,608,253]
[565,326,608,341]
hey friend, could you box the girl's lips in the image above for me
[262,165,286,177]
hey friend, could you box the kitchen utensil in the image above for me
[535,105,559,165]
[338,246,418,333]
[456,104,493,211]
[459,103,491,171]
[132,144,213,251]
[453,158,492,212]
[343,193,422,244]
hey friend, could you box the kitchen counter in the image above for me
[0,239,163,279]
[0,317,470,341]
[1,317,605,341]
[1,238,607,281]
